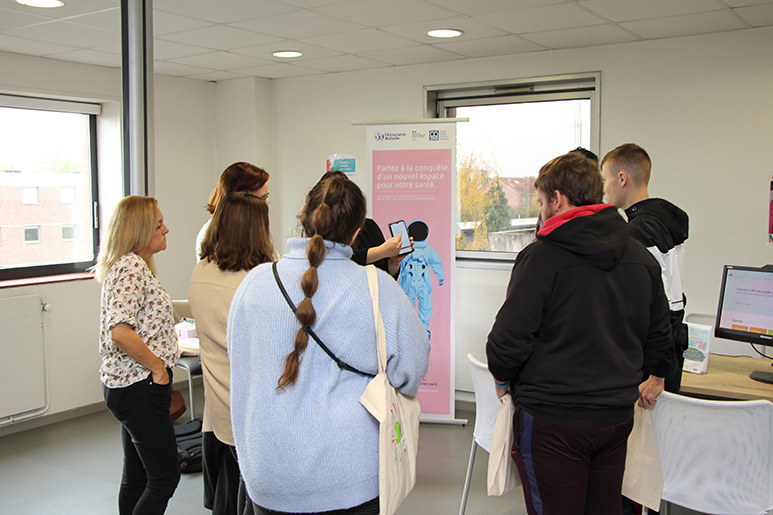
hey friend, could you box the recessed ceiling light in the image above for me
[272,50,303,58]
[427,29,463,38]
[16,0,64,7]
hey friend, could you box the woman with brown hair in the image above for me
[228,173,430,514]
[195,162,269,260]
[93,196,180,515]
[188,192,276,515]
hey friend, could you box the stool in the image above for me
[175,356,202,421]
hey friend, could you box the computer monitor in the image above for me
[714,264,773,384]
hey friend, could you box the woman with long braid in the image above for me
[228,174,430,514]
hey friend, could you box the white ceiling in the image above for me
[1,0,772,81]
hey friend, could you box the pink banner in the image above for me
[372,148,453,417]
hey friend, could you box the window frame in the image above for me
[0,95,101,280]
[427,73,600,263]
[24,225,41,244]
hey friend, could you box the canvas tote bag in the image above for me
[622,404,663,512]
[487,393,521,496]
[359,265,421,515]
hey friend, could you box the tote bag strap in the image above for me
[365,265,388,374]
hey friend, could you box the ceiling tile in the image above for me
[424,0,565,16]
[0,33,78,56]
[360,45,463,65]
[379,16,508,43]
[153,40,212,60]
[734,3,773,26]
[231,41,343,61]
[290,53,389,72]
[92,41,122,54]
[275,0,350,7]
[0,8,51,31]
[300,28,417,53]
[622,10,747,38]
[158,25,283,51]
[152,11,212,36]
[65,8,120,32]
[46,48,120,67]
[312,0,457,27]
[233,62,323,78]
[153,60,215,77]
[473,3,605,34]
[524,24,640,48]
[578,0,729,22]
[154,0,295,24]
[185,70,250,82]
[8,20,120,48]
[168,51,274,70]
[722,0,773,6]
[230,10,365,39]
[1,0,117,20]
[432,34,545,57]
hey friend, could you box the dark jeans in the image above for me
[203,431,243,515]
[513,408,633,515]
[251,497,379,515]
[103,370,181,515]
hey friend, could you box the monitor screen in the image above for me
[715,265,773,347]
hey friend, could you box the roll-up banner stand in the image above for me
[356,119,466,424]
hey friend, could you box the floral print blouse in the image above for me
[99,253,180,388]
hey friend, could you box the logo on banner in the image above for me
[374,131,407,142]
[429,130,439,141]
[412,130,426,140]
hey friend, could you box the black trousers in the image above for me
[103,371,181,515]
[203,431,242,515]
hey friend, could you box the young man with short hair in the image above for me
[486,152,672,515]
[601,143,689,393]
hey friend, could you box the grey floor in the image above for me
[0,384,701,515]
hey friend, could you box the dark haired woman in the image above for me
[189,193,276,515]
[228,174,430,514]
[195,161,269,260]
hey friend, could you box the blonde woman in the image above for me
[93,196,180,515]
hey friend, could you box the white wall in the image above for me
[258,27,773,392]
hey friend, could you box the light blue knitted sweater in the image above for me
[228,238,430,513]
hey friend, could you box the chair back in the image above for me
[467,353,503,454]
[650,391,773,514]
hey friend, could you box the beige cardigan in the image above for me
[189,260,249,446]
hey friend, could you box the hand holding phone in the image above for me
[388,220,413,255]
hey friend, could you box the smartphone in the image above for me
[389,220,413,255]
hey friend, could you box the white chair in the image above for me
[649,391,773,515]
[459,353,504,515]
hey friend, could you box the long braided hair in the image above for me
[276,173,366,389]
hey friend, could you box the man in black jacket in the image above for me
[486,152,672,515]
[601,143,689,393]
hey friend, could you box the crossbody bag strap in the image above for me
[272,262,373,378]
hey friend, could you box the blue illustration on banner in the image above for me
[399,220,444,339]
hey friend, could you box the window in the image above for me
[22,187,39,205]
[62,224,76,241]
[0,94,101,280]
[60,187,76,204]
[24,225,40,243]
[429,73,599,261]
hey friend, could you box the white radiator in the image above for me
[0,294,48,425]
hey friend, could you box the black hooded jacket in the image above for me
[486,205,672,428]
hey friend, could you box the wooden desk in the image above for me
[680,354,773,402]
